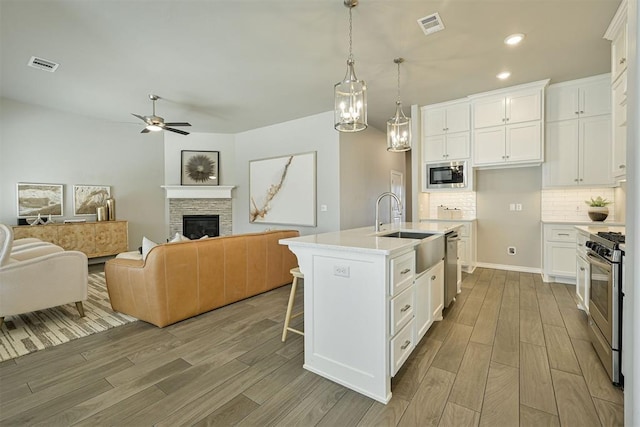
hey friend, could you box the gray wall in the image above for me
[0,98,166,249]
[234,111,341,235]
[476,167,542,269]
[339,128,407,230]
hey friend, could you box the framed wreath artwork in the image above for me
[181,150,219,185]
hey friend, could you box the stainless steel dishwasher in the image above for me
[444,231,459,308]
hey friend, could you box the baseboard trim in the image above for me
[474,262,541,275]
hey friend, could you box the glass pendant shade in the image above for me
[335,59,368,132]
[387,101,411,152]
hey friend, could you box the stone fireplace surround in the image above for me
[163,186,235,238]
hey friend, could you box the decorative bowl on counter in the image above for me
[588,206,609,222]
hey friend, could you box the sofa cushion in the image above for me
[142,237,158,260]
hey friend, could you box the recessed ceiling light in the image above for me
[497,71,511,80]
[504,33,525,46]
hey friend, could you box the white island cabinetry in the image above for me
[280,222,461,404]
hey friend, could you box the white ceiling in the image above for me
[0,0,620,134]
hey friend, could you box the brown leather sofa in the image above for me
[105,230,299,327]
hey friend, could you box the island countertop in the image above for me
[279,221,462,255]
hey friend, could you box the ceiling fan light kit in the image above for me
[334,0,367,132]
[132,94,192,135]
[387,58,411,152]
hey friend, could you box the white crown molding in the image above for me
[161,185,236,199]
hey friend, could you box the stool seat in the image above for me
[282,267,304,342]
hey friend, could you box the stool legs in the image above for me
[282,276,304,342]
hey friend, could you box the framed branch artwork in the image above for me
[249,151,316,226]
[73,185,111,215]
[16,183,64,218]
[181,150,219,185]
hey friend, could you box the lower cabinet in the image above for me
[414,260,445,342]
[542,224,578,283]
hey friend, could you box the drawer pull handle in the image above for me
[619,164,626,169]
[401,340,411,350]
[558,233,570,236]
[400,268,411,275]
[400,304,411,312]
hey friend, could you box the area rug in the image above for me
[0,272,137,361]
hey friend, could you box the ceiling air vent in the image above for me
[27,56,59,72]
[417,12,445,36]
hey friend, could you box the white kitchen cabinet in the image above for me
[542,224,578,283]
[422,100,471,162]
[605,0,628,83]
[414,259,444,342]
[543,115,613,187]
[473,121,541,166]
[470,80,548,168]
[612,72,627,179]
[576,229,590,313]
[546,74,611,122]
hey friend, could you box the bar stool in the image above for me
[282,267,304,342]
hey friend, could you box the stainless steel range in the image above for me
[585,231,624,386]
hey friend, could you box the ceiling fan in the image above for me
[132,94,191,135]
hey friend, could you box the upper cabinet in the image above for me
[546,75,611,122]
[469,79,549,168]
[422,99,471,162]
[604,0,628,180]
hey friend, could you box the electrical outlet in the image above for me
[516,203,522,211]
[507,246,516,255]
[320,204,328,212]
[509,203,516,211]
[334,265,350,277]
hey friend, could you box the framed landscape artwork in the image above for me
[249,151,316,226]
[181,150,219,185]
[73,185,111,215]
[16,183,64,218]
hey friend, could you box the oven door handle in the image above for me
[587,252,611,270]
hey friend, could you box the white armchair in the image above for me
[0,224,89,328]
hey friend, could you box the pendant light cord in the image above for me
[396,61,401,103]
[348,6,353,61]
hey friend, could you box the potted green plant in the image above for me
[585,196,611,221]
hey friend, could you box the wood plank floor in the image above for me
[0,267,624,426]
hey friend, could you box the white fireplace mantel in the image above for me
[161,185,236,199]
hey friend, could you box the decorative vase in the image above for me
[97,206,107,221]
[588,206,609,222]
[106,198,116,221]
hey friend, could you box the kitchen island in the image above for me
[279,222,462,404]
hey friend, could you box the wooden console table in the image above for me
[12,221,129,258]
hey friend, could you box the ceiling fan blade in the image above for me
[132,113,148,122]
[165,122,191,127]
[165,127,190,135]
[141,128,150,133]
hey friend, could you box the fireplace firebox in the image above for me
[183,215,219,240]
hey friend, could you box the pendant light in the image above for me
[334,0,367,132]
[387,58,411,152]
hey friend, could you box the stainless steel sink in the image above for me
[381,231,444,274]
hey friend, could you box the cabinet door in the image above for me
[473,127,505,165]
[543,120,580,187]
[423,135,446,162]
[580,115,613,186]
[429,261,445,321]
[445,132,471,160]
[612,73,627,178]
[446,103,470,133]
[473,96,505,129]
[458,237,469,266]
[507,90,541,124]
[576,255,590,312]
[414,273,432,341]
[505,121,541,164]
[612,23,628,82]
[546,85,580,122]
[580,80,611,117]
[423,108,447,137]
[545,242,577,278]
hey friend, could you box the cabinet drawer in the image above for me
[548,228,577,242]
[390,251,415,296]
[577,232,589,257]
[390,318,415,376]
[390,285,414,336]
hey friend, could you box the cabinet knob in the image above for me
[579,178,583,181]
[431,276,436,280]
[580,267,585,271]
[619,164,626,169]
[575,111,579,115]
[574,178,579,182]
[580,110,584,114]
[620,58,626,64]
[401,340,411,350]
[400,304,411,313]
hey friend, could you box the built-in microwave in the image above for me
[425,161,468,190]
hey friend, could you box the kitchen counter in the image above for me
[280,221,463,255]
[575,225,626,234]
[543,220,625,226]
[279,222,460,404]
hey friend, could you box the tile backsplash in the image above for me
[425,191,477,219]
[541,188,617,222]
